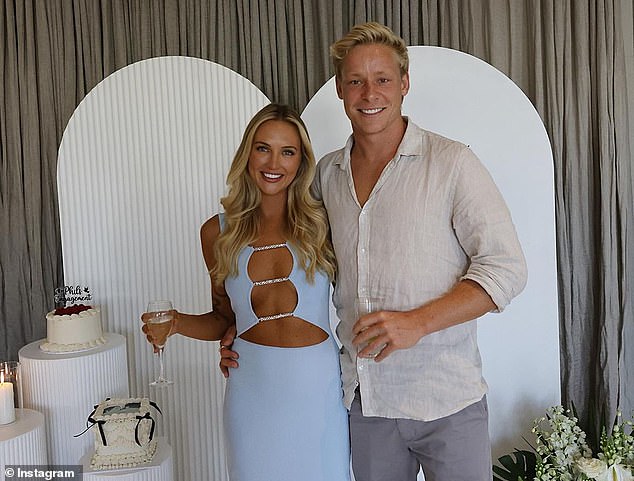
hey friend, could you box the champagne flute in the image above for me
[355,296,387,358]
[146,300,174,387]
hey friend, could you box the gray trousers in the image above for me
[349,391,492,481]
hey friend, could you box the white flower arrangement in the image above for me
[532,406,634,481]
[493,406,634,481]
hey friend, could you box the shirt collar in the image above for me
[334,117,425,170]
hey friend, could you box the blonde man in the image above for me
[315,22,526,481]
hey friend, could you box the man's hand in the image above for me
[352,281,496,362]
[352,309,425,362]
[218,324,239,378]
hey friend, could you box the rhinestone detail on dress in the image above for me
[250,242,294,323]
[253,243,287,252]
[253,277,289,287]
[258,312,294,322]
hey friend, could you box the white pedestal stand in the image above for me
[19,333,129,465]
[0,408,47,469]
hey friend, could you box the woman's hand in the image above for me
[141,309,178,352]
[218,324,239,378]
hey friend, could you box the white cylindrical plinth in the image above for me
[81,437,174,481]
[0,408,47,469]
[19,333,129,465]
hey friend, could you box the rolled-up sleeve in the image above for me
[453,148,528,311]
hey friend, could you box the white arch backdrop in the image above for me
[56,49,558,481]
[57,56,270,481]
[302,47,560,469]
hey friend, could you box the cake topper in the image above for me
[54,284,93,308]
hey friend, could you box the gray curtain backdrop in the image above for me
[2,0,633,444]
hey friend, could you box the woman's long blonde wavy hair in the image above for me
[212,103,336,283]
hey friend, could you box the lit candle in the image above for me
[0,371,16,424]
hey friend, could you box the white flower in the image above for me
[588,464,634,481]
[526,406,634,481]
[575,457,608,478]
[609,464,634,481]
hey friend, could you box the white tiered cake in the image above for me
[41,305,106,353]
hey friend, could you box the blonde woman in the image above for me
[142,103,350,481]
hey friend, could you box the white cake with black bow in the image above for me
[89,398,159,469]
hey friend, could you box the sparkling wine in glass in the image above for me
[146,300,174,387]
[355,296,387,358]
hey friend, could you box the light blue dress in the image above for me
[222,234,350,481]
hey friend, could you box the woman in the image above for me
[142,103,350,481]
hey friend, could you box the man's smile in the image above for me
[359,107,385,115]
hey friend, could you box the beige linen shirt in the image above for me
[314,119,527,421]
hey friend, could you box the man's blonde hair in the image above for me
[330,22,409,78]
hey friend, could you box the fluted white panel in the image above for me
[18,334,129,464]
[57,57,269,481]
[0,409,47,468]
[82,438,173,481]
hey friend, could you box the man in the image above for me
[222,22,527,481]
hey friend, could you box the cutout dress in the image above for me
[222,231,350,480]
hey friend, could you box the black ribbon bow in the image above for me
[74,400,108,445]
[74,399,162,447]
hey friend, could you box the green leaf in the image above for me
[492,449,537,481]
